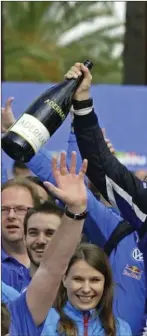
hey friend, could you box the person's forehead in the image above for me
[2,186,33,204]
[27,212,61,230]
[69,260,103,277]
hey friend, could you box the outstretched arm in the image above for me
[25,151,87,325]
[64,62,147,232]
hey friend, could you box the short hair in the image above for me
[1,302,10,336]
[26,176,55,203]
[13,160,29,173]
[23,200,64,235]
[2,177,41,207]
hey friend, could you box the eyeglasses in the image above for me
[1,206,33,216]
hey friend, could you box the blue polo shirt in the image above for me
[2,248,30,292]
[8,292,44,336]
[21,273,32,293]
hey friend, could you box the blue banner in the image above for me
[2,82,147,174]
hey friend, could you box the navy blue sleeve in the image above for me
[74,110,147,230]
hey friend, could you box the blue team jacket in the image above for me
[8,293,132,336]
[26,132,145,335]
[42,301,132,336]
[2,283,132,336]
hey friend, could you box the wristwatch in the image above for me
[65,205,88,220]
[72,98,93,110]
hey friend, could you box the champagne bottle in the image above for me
[2,60,93,162]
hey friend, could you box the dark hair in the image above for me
[13,160,29,172]
[1,302,10,336]
[2,177,41,207]
[27,176,55,203]
[23,200,64,235]
[54,243,116,336]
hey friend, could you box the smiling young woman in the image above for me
[52,243,132,336]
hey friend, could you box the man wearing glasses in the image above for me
[1,178,40,291]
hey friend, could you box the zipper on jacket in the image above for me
[83,312,90,336]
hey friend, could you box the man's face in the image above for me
[25,212,61,266]
[2,186,34,243]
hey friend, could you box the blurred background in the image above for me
[1,1,147,179]
[2,1,147,84]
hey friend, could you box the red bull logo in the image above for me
[126,265,141,273]
[123,264,142,280]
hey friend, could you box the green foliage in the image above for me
[2,1,124,83]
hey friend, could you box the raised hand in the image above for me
[64,62,92,101]
[44,151,88,212]
[1,97,16,133]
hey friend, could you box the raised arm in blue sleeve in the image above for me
[26,131,83,184]
[26,148,55,184]
[67,130,89,184]
[67,131,82,173]
[84,189,123,247]
[26,132,122,248]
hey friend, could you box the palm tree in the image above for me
[2,1,123,83]
[123,1,147,84]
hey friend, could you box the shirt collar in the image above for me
[1,248,27,268]
[64,301,98,320]
[1,248,11,261]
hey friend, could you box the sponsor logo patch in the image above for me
[132,248,143,262]
[123,264,142,280]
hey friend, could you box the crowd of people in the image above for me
[1,62,147,336]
